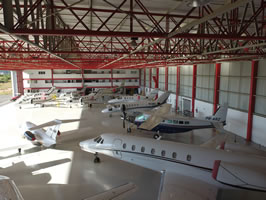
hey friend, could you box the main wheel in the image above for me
[153,133,160,139]
[94,157,100,163]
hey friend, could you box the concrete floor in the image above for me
[0,102,266,200]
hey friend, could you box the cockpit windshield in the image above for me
[93,136,104,144]
[136,114,149,121]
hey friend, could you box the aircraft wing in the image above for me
[159,172,218,200]
[0,176,24,200]
[29,119,81,131]
[84,182,136,200]
[138,115,162,130]
[138,104,171,130]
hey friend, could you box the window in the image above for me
[172,152,177,159]
[185,121,189,124]
[45,80,52,83]
[179,121,184,124]
[131,71,137,74]
[141,146,145,153]
[151,148,155,155]
[123,143,127,149]
[132,145,136,151]
[38,71,45,74]
[101,140,104,144]
[94,136,100,142]
[187,154,191,161]
[161,150,166,157]
[173,120,178,124]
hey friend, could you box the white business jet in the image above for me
[21,119,80,147]
[0,175,136,200]
[80,133,266,199]
[130,104,228,138]
[107,89,159,104]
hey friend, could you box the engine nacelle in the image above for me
[24,131,36,141]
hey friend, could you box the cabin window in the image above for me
[173,120,178,124]
[123,143,127,149]
[172,152,177,159]
[161,150,166,157]
[185,121,189,124]
[96,137,102,143]
[166,120,173,124]
[179,121,184,124]
[132,145,136,151]
[151,148,155,155]
[187,154,191,161]
[141,146,145,153]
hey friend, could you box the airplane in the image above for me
[79,132,266,200]
[21,119,81,147]
[0,175,136,200]
[79,82,125,107]
[107,89,159,104]
[17,86,59,105]
[101,91,171,121]
[126,104,228,138]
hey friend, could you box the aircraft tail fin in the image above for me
[155,91,170,105]
[205,104,228,124]
[147,89,159,100]
[29,119,81,141]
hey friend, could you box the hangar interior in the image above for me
[0,0,266,200]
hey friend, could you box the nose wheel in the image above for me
[94,152,101,163]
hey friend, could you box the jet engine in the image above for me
[24,131,36,141]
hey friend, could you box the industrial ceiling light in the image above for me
[130,37,138,48]
[173,0,211,7]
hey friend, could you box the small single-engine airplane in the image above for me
[21,119,80,147]
[17,86,59,105]
[126,104,228,138]
[0,175,136,200]
[80,132,266,200]
[107,89,159,104]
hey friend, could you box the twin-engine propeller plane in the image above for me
[127,104,228,138]
[107,89,159,104]
[0,175,136,200]
[79,81,125,107]
[101,91,171,123]
[21,119,80,147]
[80,132,266,200]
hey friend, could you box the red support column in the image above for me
[176,66,180,112]
[165,66,168,91]
[246,60,258,142]
[149,68,152,90]
[139,69,141,87]
[111,69,113,87]
[213,63,221,114]
[192,64,197,117]
[156,67,159,88]
[51,69,54,86]
[143,68,146,95]
[17,70,24,95]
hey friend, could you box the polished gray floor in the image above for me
[0,102,266,200]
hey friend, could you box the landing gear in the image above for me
[89,104,92,108]
[153,133,160,139]
[127,127,131,133]
[94,152,100,163]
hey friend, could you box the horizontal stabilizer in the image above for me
[84,182,136,200]
[29,119,81,131]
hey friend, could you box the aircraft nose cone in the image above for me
[79,141,87,149]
